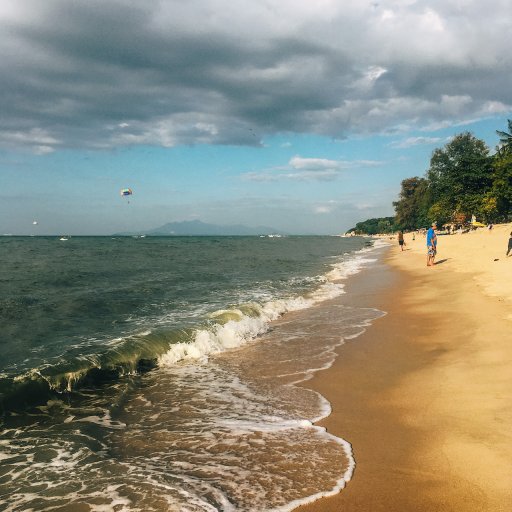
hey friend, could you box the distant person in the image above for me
[427,222,437,266]
[507,232,512,257]
[398,231,405,251]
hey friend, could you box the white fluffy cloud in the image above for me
[244,156,382,181]
[390,136,446,148]
[1,0,511,152]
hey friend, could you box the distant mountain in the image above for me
[116,220,286,236]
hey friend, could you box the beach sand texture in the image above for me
[297,223,512,512]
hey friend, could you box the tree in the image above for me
[490,151,512,220]
[393,177,430,229]
[496,119,512,155]
[427,198,452,226]
[347,217,397,235]
[426,132,493,221]
[481,193,498,221]
[365,122,512,234]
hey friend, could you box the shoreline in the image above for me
[296,225,512,511]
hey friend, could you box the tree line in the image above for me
[348,120,512,234]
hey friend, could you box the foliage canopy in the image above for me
[349,120,512,235]
[392,123,512,230]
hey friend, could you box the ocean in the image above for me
[0,235,386,511]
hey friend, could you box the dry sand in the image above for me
[296,223,512,511]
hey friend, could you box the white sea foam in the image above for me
[158,313,268,366]
[159,241,382,369]
[76,411,127,429]
[371,237,393,248]
[88,485,132,512]
[267,435,356,512]
[326,254,376,281]
[216,416,313,435]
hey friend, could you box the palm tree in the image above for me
[496,119,512,155]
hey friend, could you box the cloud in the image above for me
[1,0,511,152]
[244,155,383,182]
[313,200,339,214]
[290,157,346,171]
[390,136,446,148]
[0,127,60,153]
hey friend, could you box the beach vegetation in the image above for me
[391,121,512,229]
[427,199,452,227]
[496,119,512,155]
[481,193,498,219]
[393,177,430,229]
[426,132,493,221]
[490,150,512,219]
[346,216,397,235]
[351,120,512,234]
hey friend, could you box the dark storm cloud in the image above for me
[1,0,511,152]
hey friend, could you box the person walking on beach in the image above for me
[506,231,512,256]
[398,230,405,251]
[427,222,437,266]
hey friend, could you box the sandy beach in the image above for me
[297,223,512,511]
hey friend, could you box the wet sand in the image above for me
[296,226,512,511]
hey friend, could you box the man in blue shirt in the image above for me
[426,222,437,266]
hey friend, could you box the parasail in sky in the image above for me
[120,188,133,203]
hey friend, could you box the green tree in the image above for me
[377,218,393,234]
[481,193,498,220]
[347,216,397,235]
[427,132,493,221]
[393,177,430,229]
[490,151,512,220]
[427,198,451,226]
[496,119,512,155]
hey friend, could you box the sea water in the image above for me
[0,235,387,511]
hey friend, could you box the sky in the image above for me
[1,0,511,235]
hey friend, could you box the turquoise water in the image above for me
[0,235,385,511]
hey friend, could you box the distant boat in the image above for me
[59,236,69,241]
